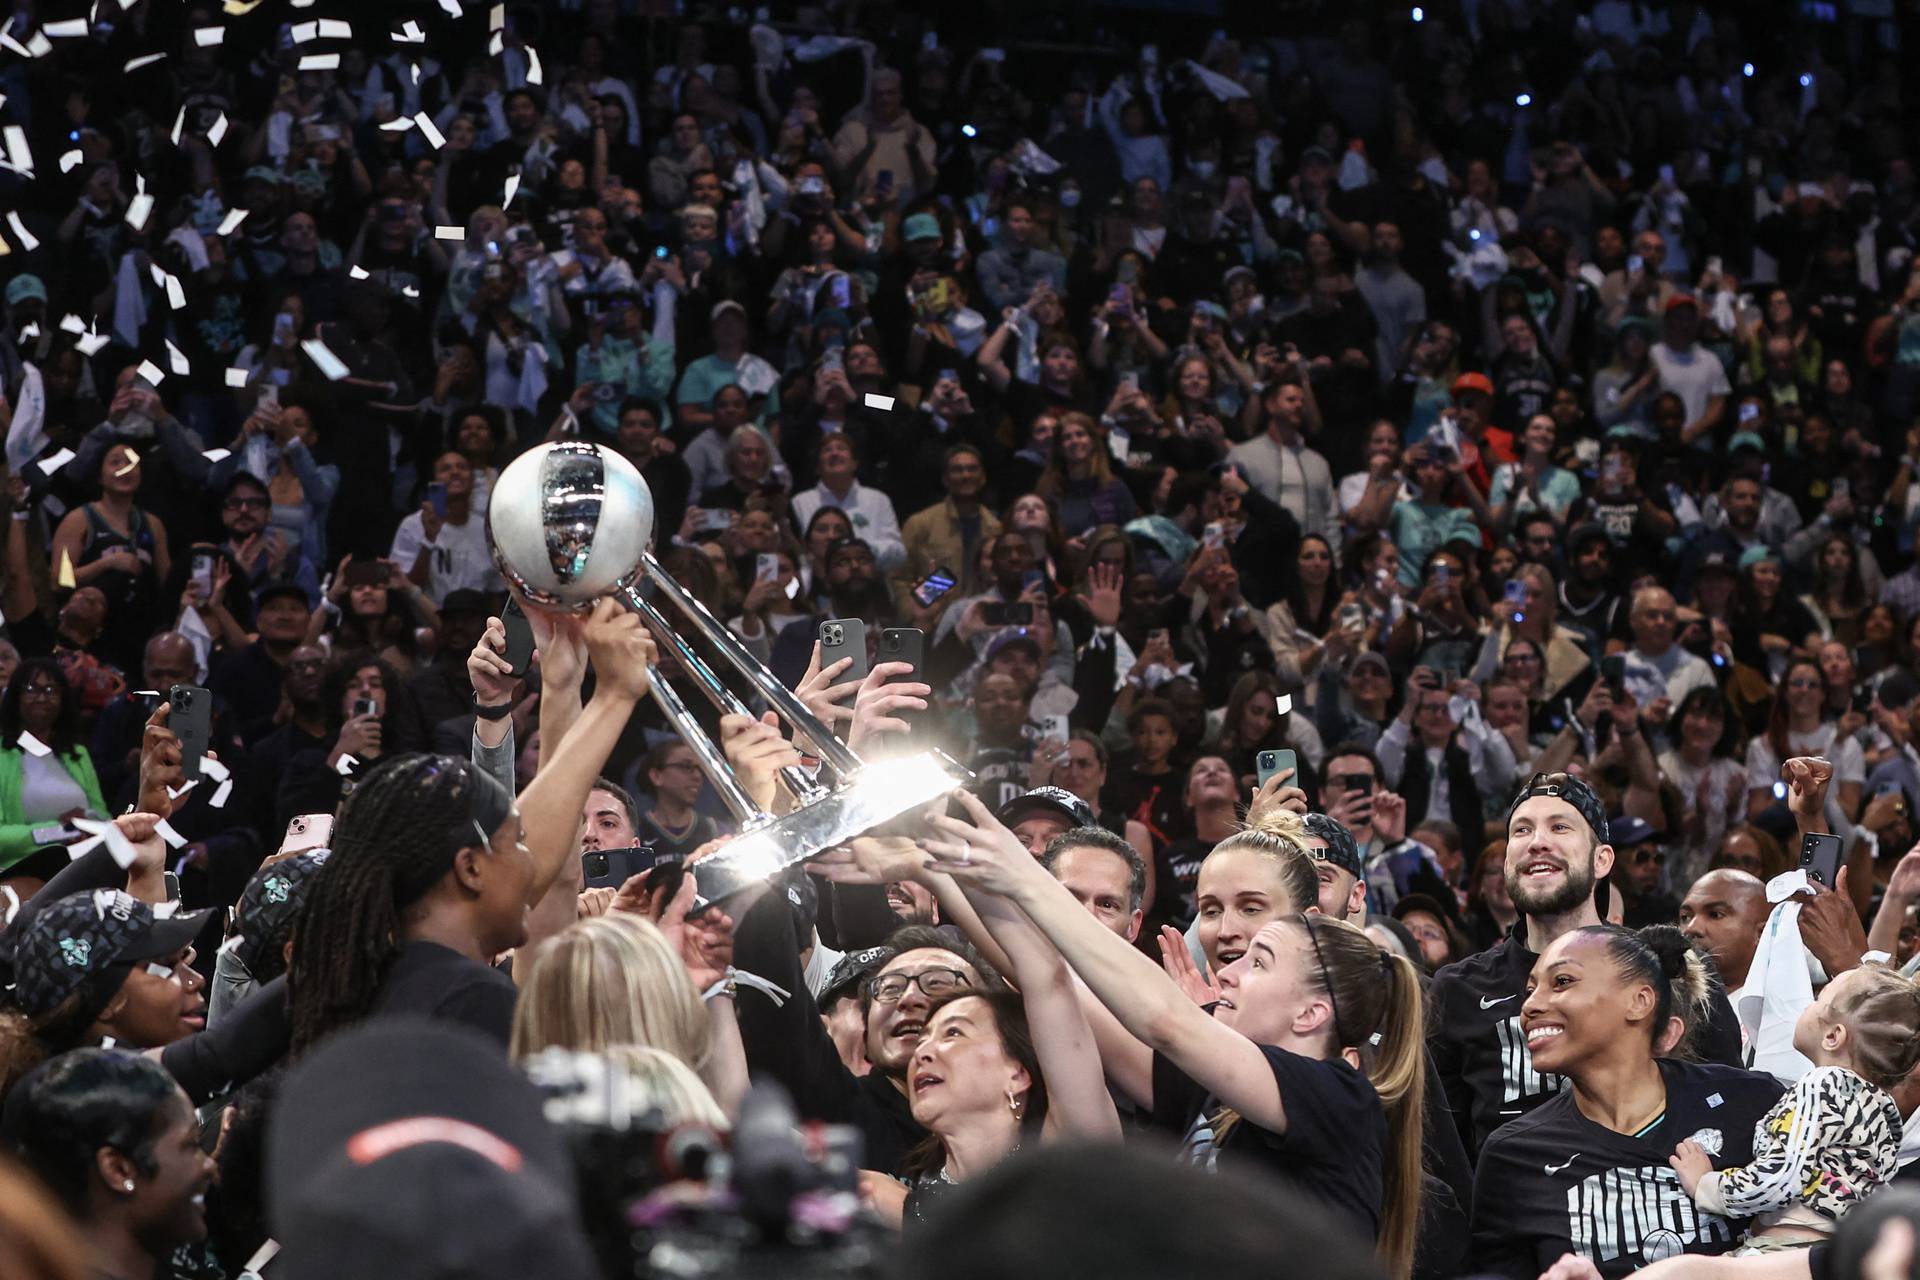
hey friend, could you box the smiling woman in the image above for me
[1468,925,1784,1279]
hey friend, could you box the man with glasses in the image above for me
[635,742,719,858]
[1610,815,1679,927]
[217,473,317,602]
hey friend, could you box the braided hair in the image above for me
[286,754,510,1053]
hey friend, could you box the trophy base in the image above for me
[690,752,959,910]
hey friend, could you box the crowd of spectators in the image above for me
[6,1,1920,1279]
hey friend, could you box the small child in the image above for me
[1669,964,1920,1250]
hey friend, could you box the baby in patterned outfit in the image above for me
[1669,965,1920,1251]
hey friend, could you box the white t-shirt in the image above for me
[1744,725,1866,793]
[1650,340,1731,425]
[389,510,502,605]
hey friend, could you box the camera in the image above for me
[820,623,845,647]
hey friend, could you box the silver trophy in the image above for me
[487,441,957,907]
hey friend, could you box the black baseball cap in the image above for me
[267,1019,596,1280]
[1301,812,1363,880]
[997,786,1097,831]
[439,589,495,618]
[1505,772,1611,844]
[821,944,897,1008]
[255,580,312,611]
[230,850,330,982]
[11,889,211,1019]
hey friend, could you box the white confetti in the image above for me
[38,447,75,475]
[487,30,503,55]
[165,339,190,375]
[7,211,38,251]
[44,18,89,37]
[145,961,174,977]
[207,113,228,146]
[201,447,232,463]
[348,264,370,279]
[378,117,415,132]
[17,730,49,757]
[1275,694,1292,715]
[300,337,350,381]
[151,901,178,919]
[75,331,109,356]
[170,104,186,145]
[437,0,462,16]
[17,321,36,340]
[525,46,543,85]
[124,191,154,230]
[166,778,199,800]
[862,393,895,410]
[136,358,166,386]
[192,25,223,46]
[0,32,30,59]
[488,2,504,28]
[400,284,420,298]
[395,20,425,42]
[503,172,519,205]
[164,274,186,310]
[298,53,339,70]
[198,756,231,783]
[153,819,187,849]
[433,224,464,241]
[209,776,234,808]
[216,207,248,235]
[218,932,245,955]
[58,148,82,173]
[59,314,85,334]
[3,125,34,175]
[72,817,138,868]
[335,753,358,775]
[413,113,446,149]
[224,367,249,389]
[24,30,49,57]
[318,17,351,37]
[123,51,167,71]
[113,452,139,477]
[289,19,318,42]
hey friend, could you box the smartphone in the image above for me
[982,602,1034,627]
[1600,654,1627,697]
[162,871,181,903]
[879,626,923,678]
[1202,521,1226,550]
[501,595,536,679]
[654,244,671,259]
[190,550,216,597]
[344,557,386,588]
[353,696,379,720]
[169,684,212,781]
[819,617,869,683]
[582,842,659,890]
[1433,563,1452,586]
[1627,254,1644,275]
[697,507,736,533]
[1799,831,1844,888]
[831,274,851,309]
[1256,748,1297,788]
[427,482,449,519]
[1021,569,1046,594]
[280,813,333,856]
[755,553,780,584]
[911,567,957,608]
[1119,370,1140,392]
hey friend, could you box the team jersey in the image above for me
[1428,929,1745,1157]
[1470,1058,1785,1278]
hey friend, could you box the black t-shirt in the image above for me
[1150,1044,1385,1244]
[1428,931,1748,1159]
[1470,1058,1784,1279]
[1153,836,1211,931]
[369,939,517,1046]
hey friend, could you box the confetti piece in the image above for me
[378,117,415,132]
[395,19,425,42]
[152,901,178,918]
[503,172,519,205]
[348,264,370,279]
[153,819,187,850]
[163,273,186,310]
[192,26,223,46]
[145,961,174,977]
[218,932,245,954]
[7,211,38,251]
[785,576,800,599]
[224,367,249,389]
[289,19,318,41]
[1275,694,1292,715]
[124,192,154,231]
[17,321,36,340]
[335,753,358,775]
[113,451,140,477]
[414,113,446,149]
[0,32,29,58]
[863,393,895,410]
[433,224,464,241]
[59,314,85,334]
[44,18,89,37]
[221,0,265,12]
[40,447,75,475]
[199,756,231,783]
[301,337,350,381]
[3,125,34,175]
[123,51,167,70]
[487,30,503,55]
[298,53,340,70]
[526,47,543,85]
[166,778,198,800]
[56,549,75,588]
[170,104,186,145]
[437,0,462,16]
[18,730,49,757]
[59,148,82,172]
[136,358,166,385]
[207,113,228,146]
[75,330,109,356]
[210,776,234,808]
[489,2,504,28]
[318,17,350,37]
[216,207,248,235]
[24,30,50,57]
[165,339,190,375]
[70,818,137,869]
[202,447,232,463]
[400,284,420,298]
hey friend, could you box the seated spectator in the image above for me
[0,660,107,863]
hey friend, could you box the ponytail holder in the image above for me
[1379,950,1393,975]
[704,966,790,1006]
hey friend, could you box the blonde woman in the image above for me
[510,909,748,1119]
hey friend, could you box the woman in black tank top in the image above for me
[48,443,172,671]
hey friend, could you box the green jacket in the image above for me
[0,744,106,868]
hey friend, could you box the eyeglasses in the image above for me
[1786,678,1822,690]
[868,967,971,1004]
[1632,847,1666,866]
[225,497,269,511]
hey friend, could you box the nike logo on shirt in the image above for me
[1480,994,1516,1008]
[1544,1155,1579,1175]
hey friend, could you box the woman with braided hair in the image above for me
[286,599,658,1052]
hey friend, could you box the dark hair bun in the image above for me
[1637,925,1693,981]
